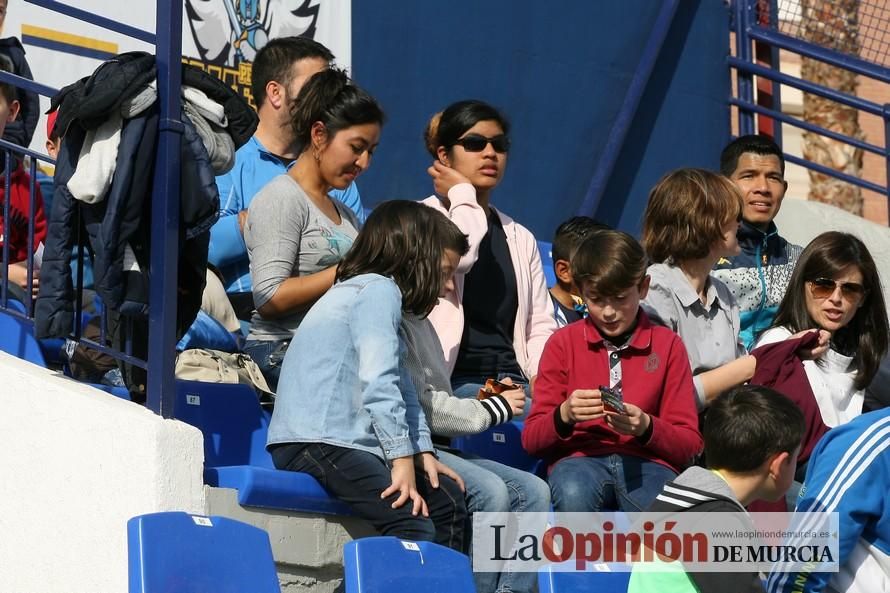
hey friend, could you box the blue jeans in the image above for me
[243,338,289,392]
[437,449,550,593]
[272,442,467,551]
[452,373,530,420]
[549,454,676,512]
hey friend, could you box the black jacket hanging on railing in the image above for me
[35,51,258,341]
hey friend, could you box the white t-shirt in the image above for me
[755,326,862,427]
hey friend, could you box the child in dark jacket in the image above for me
[0,0,40,147]
[628,385,805,593]
[523,229,702,512]
[0,54,45,301]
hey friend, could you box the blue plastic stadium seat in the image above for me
[343,536,475,593]
[537,240,556,288]
[451,420,545,475]
[173,380,352,515]
[538,562,631,593]
[127,511,281,593]
[3,298,66,366]
[0,308,48,366]
[0,307,130,399]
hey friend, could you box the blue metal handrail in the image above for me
[783,152,886,196]
[6,0,184,415]
[23,0,156,45]
[747,26,890,86]
[732,0,890,213]
[728,98,886,157]
[728,56,884,117]
[0,69,58,101]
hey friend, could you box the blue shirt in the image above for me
[267,274,433,461]
[209,136,365,293]
[768,409,890,593]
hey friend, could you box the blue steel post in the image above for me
[766,0,782,147]
[146,0,183,417]
[735,0,755,135]
[577,0,679,217]
[884,104,890,212]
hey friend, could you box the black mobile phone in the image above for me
[599,385,627,414]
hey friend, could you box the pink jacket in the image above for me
[422,184,557,380]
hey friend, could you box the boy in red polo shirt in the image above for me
[523,229,702,512]
[0,57,46,301]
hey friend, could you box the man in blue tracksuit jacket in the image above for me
[768,408,890,593]
[713,135,802,350]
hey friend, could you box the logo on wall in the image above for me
[184,0,322,105]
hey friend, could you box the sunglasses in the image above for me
[453,134,510,153]
[807,277,867,302]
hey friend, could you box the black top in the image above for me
[453,209,522,378]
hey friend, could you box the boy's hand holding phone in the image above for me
[605,402,651,438]
[560,389,605,424]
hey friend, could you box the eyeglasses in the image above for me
[452,134,510,153]
[807,277,867,303]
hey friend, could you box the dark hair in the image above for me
[705,385,805,472]
[571,230,647,297]
[291,67,385,154]
[641,168,742,263]
[424,99,510,158]
[250,36,334,106]
[337,201,469,316]
[552,216,610,263]
[770,231,889,389]
[0,54,16,104]
[720,134,785,177]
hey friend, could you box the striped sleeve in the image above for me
[417,385,513,438]
[767,411,890,593]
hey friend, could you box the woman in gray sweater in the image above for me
[401,313,551,593]
[243,67,383,390]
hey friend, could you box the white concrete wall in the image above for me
[0,353,206,593]
[775,198,890,308]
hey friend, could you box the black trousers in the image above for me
[272,442,467,552]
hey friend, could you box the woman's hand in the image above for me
[381,456,428,517]
[427,161,471,198]
[791,329,831,360]
[495,376,526,417]
[605,403,651,438]
[416,451,465,492]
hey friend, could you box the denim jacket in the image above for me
[267,273,434,460]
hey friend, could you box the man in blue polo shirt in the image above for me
[210,37,364,319]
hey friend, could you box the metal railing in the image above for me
[731,0,890,208]
[0,0,183,417]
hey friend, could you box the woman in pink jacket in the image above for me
[421,100,557,401]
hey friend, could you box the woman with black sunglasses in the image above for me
[417,100,556,593]
[420,100,556,402]
[755,231,889,427]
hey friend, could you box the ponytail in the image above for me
[290,67,385,151]
[423,111,443,158]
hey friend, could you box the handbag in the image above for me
[175,348,274,398]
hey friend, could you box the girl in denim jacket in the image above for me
[267,200,471,550]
